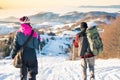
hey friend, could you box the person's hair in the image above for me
[80,22,88,29]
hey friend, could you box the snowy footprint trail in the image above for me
[0,56,120,80]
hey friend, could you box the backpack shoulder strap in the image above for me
[22,30,34,48]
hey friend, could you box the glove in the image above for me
[73,40,79,48]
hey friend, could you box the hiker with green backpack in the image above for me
[73,22,103,80]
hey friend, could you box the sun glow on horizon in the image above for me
[0,0,120,9]
[0,0,120,18]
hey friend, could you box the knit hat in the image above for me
[80,22,88,29]
[19,16,30,23]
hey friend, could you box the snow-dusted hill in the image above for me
[0,11,119,23]
[0,23,19,35]
[24,11,119,23]
[0,55,120,80]
[0,11,117,35]
[40,36,72,55]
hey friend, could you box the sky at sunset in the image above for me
[0,0,120,9]
[0,0,119,18]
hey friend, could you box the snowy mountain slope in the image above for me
[0,56,120,80]
[2,16,18,22]
[0,23,18,35]
[29,11,118,23]
[0,11,117,35]
[1,11,118,23]
[40,35,72,55]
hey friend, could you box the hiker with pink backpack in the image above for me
[11,16,41,80]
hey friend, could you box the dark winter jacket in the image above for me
[74,28,94,58]
[11,23,40,61]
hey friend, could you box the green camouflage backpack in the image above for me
[86,26,103,56]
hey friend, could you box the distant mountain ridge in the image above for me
[79,5,120,8]
[2,16,18,22]
[29,12,59,23]
[0,11,119,23]
[29,11,118,23]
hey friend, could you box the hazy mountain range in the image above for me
[79,5,120,8]
[1,11,119,24]
[29,11,119,23]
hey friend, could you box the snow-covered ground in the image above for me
[0,23,119,80]
[0,55,120,80]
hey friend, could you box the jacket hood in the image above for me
[18,23,37,37]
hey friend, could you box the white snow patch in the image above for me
[0,56,120,80]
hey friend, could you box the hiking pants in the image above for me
[20,59,38,80]
[81,57,95,80]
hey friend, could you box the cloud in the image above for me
[0,7,3,9]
